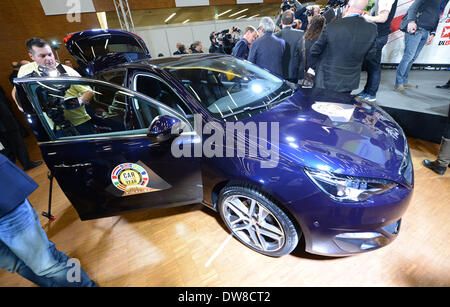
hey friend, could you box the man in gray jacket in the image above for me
[248,17,285,78]
[394,0,442,93]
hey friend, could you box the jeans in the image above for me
[364,34,389,96]
[0,199,96,287]
[395,28,429,86]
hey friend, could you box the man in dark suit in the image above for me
[232,26,258,60]
[0,86,42,171]
[275,10,304,83]
[310,0,377,93]
[248,17,285,78]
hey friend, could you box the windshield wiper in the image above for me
[221,88,294,120]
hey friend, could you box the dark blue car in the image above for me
[14,30,413,257]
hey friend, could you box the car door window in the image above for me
[134,74,193,125]
[96,69,126,86]
[26,78,177,140]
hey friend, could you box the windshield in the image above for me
[163,56,294,121]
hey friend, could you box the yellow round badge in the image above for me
[119,169,142,186]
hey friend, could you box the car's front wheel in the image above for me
[218,184,300,257]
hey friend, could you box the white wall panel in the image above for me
[190,23,216,53]
[40,0,96,15]
[165,27,194,55]
[175,0,210,7]
[135,18,265,58]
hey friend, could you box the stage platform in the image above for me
[354,68,449,143]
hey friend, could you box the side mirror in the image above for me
[147,115,183,143]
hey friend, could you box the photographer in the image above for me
[209,31,225,54]
[276,0,302,29]
[295,3,320,31]
[232,26,258,60]
[216,27,240,55]
[13,38,94,137]
[322,0,349,24]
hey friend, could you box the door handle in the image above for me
[53,163,92,169]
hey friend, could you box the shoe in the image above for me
[362,94,376,103]
[394,85,406,94]
[436,83,450,89]
[403,83,418,88]
[355,90,365,97]
[23,161,43,171]
[422,159,447,175]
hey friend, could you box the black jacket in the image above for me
[275,26,304,81]
[293,37,320,80]
[310,15,377,93]
[0,89,19,133]
[209,43,224,54]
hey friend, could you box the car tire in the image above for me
[218,184,300,257]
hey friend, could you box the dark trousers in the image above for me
[0,130,32,168]
[363,34,389,96]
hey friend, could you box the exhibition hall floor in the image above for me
[356,69,449,144]
[0,135,448,287]
[357,68,449,117]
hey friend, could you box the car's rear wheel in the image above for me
[218,184,299,257]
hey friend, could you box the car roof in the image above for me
[103,53,229,73]
[137,53,227,68]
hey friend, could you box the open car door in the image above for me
[14,76,202,220]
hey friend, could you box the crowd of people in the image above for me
[171,0,448,176]
[0,0,448,288]
[172,0,445,98]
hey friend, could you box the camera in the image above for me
[327,0,349,7]
[216,27,241,54]
[281,0,295,12]
[32,65,80,136]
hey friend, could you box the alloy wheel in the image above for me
[221,194,285,253]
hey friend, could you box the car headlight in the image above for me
[304,168,398,202]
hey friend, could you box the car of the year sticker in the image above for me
[110,162,171,196]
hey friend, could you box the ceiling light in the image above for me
[249,14,259,19]
[236,15,247,20]
[183,19,190,24]
[229,8,248,17]
[217,9,232,17]
[165,13,176,23]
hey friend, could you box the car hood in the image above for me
[243,89,411,186]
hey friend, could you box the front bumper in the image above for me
[312,219,402,256]
[288,185,413,256]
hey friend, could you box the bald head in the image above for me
[348,0,368,11]
[346,0,368,15]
